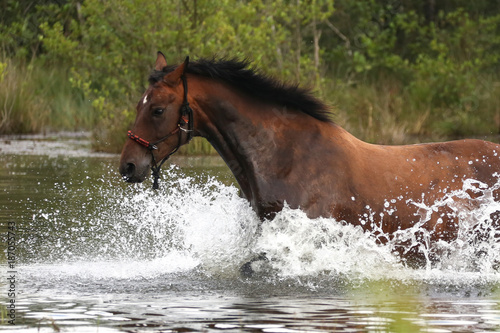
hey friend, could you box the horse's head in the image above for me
[119,52,193,185]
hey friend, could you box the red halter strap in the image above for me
[127,124,182,151]
[127,130,158,150]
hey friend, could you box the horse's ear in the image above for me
[163,56,189,86]
[154,51,167,71]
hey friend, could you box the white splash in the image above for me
[254,206,403,279]
[26,165,500,284]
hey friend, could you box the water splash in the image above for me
[23,164,500,284]
[253,177,500,284]
[254,207,403,279]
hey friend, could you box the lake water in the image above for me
[1,133,500,332]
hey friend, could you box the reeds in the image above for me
[327,72,500,145]
[0,59,92,135]
[2,58,499,154]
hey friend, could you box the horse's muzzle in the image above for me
[119,161,149,183]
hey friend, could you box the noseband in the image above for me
[127,74,194,189]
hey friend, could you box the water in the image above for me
[2,134,500,332]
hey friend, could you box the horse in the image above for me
[120,52,500,264]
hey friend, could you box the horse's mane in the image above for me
[149,58,332,123]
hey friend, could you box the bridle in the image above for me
[127,73,194,189]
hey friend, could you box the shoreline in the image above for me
[0,131,228,169]
[0,131,117,158]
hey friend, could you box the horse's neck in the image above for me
[193,84,332,217]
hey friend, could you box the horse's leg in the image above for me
[240,253,268,278]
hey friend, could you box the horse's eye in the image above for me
[152,108,165,116]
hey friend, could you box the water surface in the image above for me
[1,134,500,332]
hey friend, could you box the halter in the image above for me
[127,73,194,189]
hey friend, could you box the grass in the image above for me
[0,59,93,135]
[328,78,412,145]
[2,58,500,153]
[327,72,500,145]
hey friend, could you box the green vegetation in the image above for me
[1,0,500,152]
[0,59,92,134]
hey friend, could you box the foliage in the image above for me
[0,0,78,60]
[1,0,500,151]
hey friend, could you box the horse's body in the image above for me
[120,53,500,250]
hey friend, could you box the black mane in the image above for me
[149,58,332,123]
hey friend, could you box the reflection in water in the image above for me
[12,290,500,332]
[1,136,500,332]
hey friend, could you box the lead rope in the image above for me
[151,155,163,190]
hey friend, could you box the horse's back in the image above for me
[367,138,500,184]
[327,135,500,233]
[415,138,500,184]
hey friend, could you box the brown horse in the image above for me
[120,52,500,255]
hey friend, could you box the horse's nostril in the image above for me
[121,162,136,180]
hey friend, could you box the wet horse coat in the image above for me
[120,53,500,250]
